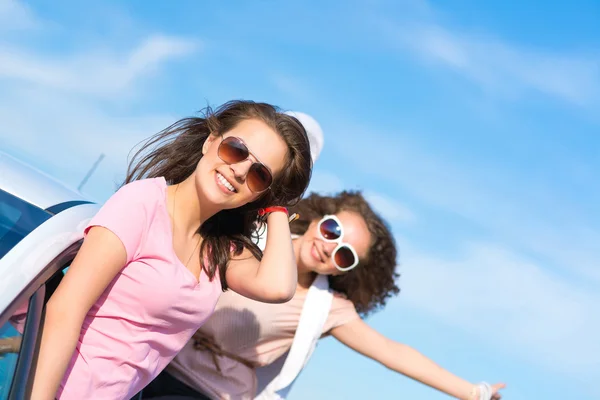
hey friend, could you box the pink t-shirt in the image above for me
[166,285,359,399]
[57,177,222,400]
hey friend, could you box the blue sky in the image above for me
[1,0,599,398]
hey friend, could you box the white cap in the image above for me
[285,111,324,163]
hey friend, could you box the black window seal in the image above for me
[8,284,45,400]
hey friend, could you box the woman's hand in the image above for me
[491,382,505,399]
[471,382,505,400]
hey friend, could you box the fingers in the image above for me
[491,382,506,399]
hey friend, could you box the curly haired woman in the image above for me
[141,191,505,400]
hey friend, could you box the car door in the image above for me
[0,189,99,399]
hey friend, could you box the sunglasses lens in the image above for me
[319,217,342,240]
[334,246,356,270]
[247,163,273,192]
[219,137,249,164]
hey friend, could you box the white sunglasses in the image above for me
[316,215,360,272]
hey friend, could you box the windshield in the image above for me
[0,190,51,259]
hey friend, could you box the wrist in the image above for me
[258,206,299,223]
[265,210,290,224]
[466,382,491,400]
[258,206,288,217]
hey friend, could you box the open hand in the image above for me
[488,382,506,399]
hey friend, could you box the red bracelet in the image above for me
[258,206,289,217]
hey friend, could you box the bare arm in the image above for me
[226,211,297,303]
[331,319,505,399]
[30,227,128,399]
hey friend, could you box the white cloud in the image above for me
[270,73,318,102]
[0,35,198,98]
[380,16,600,106]
[306,169,345,195]
[398,240,600,382]
[331,126,600,286]
[305,174,418,226]
[0,1,198,201]
[364,191,416,223]
[0,85,177,200]
[0,0,39,31]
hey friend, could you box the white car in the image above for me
[0,151,100,399]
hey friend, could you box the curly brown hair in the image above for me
[289,191,399,317]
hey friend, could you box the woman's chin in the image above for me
[305,262,336,276]
[297,255,317,274]
[198,183,243,210]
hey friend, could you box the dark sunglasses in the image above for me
[217,136,273,193]
[317,215,360,271]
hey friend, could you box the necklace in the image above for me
[173,183,202,269]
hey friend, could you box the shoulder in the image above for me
[91,177,167,229]
[331,291,356,312]
[86,178,167,262]
[322,291,359,334]
[107,177,166,211]
[115,177,166,200]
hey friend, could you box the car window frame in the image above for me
[5,285,44,400]
[0,188,96,398]
[4,243,81,400]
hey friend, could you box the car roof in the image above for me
[0,151,91,210]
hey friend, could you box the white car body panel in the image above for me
[0,151,88,209]
[0,203,99,317]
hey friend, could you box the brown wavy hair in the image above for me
[289,191,399,317]
[124,100,312,290]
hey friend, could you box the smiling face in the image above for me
[296,210,372,276]
[195,118,288,210]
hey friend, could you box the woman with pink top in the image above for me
[29,100,313,400]
[141,192,506,400]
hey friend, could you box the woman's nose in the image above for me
[229,159,253,181]
[322,240,337,257]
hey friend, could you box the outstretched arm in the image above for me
[331,319,505,399]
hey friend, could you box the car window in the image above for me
[0,265,72,399]
[0,298,28,399]
[0,190,51,259]
[0,202,21,243]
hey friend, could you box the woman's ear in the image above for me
[202,133,218,155]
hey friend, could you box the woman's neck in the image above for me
[169,174,218,237]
